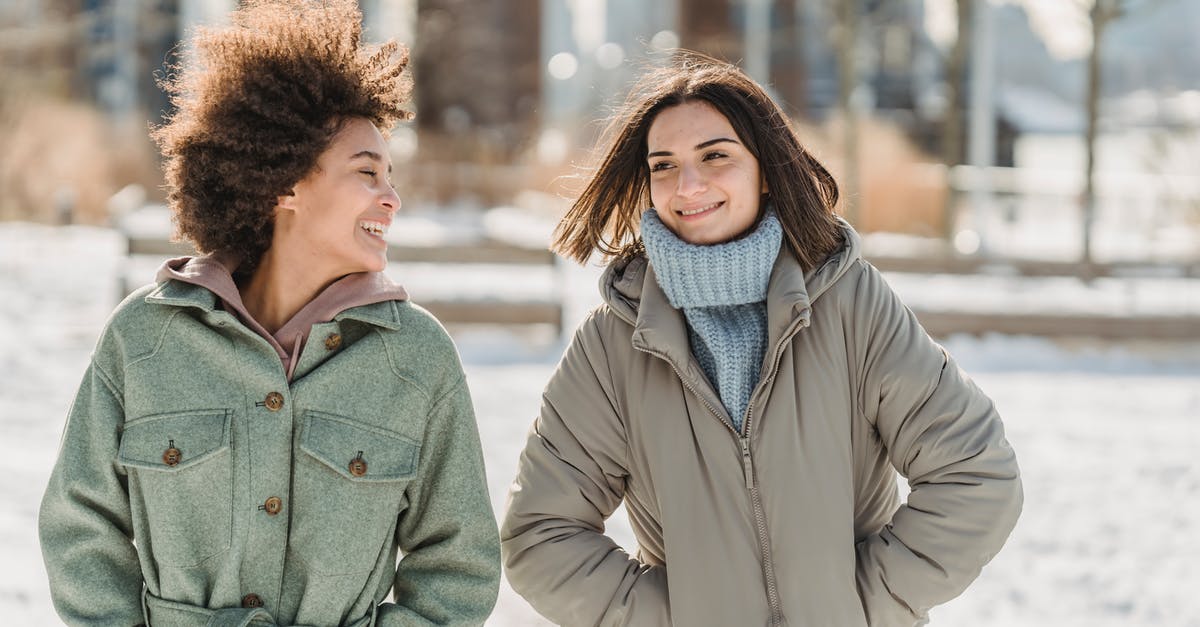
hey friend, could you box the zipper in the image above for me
[740,436,754,489]
[636,311,809,627]
[738,314,810,627]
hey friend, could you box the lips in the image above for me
[677,201,723,217]
[359,220,389,237]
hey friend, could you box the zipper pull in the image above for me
[740,436,755,489]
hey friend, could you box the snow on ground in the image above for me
[2,222,1199,626]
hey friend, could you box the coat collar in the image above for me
[603,217,862,365]
[144,279,408,331]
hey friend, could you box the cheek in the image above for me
[649,179,670,210]
[734,169,763,201]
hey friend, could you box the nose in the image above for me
[380,185,400,214]
[675,163,706,198]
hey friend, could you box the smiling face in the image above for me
[646,100,766,245]
[276,117,399,276]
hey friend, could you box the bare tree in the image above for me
[1077,0,1160,268]
[835,0,860,225]
[1080,0,1121,269]
[939,0,970,239]
[679,0,741,62]
[773,0,807,119]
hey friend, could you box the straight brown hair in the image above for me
[553,52,842,271]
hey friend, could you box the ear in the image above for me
[275,189,299,213]
[760,176,769,195]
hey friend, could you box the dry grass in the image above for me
[798,114,948,236]
[0,97,158,225]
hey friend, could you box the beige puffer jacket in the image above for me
[501,224,1022,627]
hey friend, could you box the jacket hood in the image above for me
[600,217,864,328]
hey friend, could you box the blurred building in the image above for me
[4,0,1198,208]
[412,0,541,187]
[530,0,947,167]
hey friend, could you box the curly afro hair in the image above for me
[152,0,413,274]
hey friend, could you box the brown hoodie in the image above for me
[156,254,409,380]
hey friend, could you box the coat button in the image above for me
[324,333,342,351]
[162,445,182,467]
[264,392,284,412]
[241,593,263,608]
[263,496,283,516]
[348,454,368,477]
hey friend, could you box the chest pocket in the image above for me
[118,410,233,568]
[291,411,421,575]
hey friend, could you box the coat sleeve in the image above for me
[501,315,670,627]
[379,375,501,626]
[39,359,147,626]
[850,263,1022,627]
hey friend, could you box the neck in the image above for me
[240,244,341,334]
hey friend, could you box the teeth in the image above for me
[359,221,387,236]
[680,202,720,216]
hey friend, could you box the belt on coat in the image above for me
[142,589,374,627]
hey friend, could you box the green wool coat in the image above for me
[39,279,500,627]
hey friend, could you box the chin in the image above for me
[683,229,732,246]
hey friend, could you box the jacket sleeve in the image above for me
[379,375,501,626]
[39,360,146,626]
[501,316,670,627]
[850,263,1023,627]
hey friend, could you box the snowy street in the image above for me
[2,223,1198,626]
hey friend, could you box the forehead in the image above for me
[326,118,389,158]
[647,101,737,148]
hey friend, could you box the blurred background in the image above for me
[3,0,1200,259]
[2,1,1199,625]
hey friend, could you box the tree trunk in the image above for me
[678,0,740,62]
[940,0,971,239]
[836,0,859,226]
[1082,1,1112,270]
[770,0,807,119]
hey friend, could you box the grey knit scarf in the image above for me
[640,208,782,431]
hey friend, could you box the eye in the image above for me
[702,151,728,162]
[649,161,674,173]
[359,169,378,179]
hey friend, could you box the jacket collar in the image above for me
[603,217,863,359]
[144,273,408,331]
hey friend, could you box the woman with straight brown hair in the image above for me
[501,53,1022,626]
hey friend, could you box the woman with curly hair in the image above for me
[501,54,1022,626]
[38,1,500,625]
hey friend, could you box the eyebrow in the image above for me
[647,137,740,159]
[350,150,392,172]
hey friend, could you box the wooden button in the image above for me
[241,593,263,608]
[263,496,283,516]
[162,446,181,467]
[264,392,284,412]
[324,333,342,351]
[348,456,368,477]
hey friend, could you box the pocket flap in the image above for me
[300,411,419,481]
[118,410,231,471]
